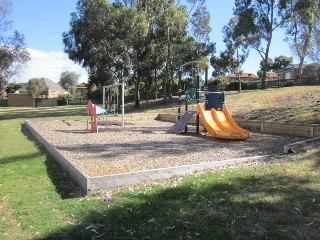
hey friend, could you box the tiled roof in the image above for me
[17,78,67,92]
[266,72,279,78]
[228,73,259,79]
[43,78,67,92]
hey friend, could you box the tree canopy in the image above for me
[282,0,320,77]
[0,0,30,98]
[63,0,214,107]
[224,0,289,89]
[27,78,48,107]
[59,71,80,95]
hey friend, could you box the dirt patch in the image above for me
[275,91,320,106]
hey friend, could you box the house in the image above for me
[265,72,279,81]
[75,82,88,101]
[227,73,260,82]
[8,78,69,107]
[276,64,300,80]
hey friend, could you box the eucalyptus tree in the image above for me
[163,5,189,98]
[210,17,248,82]
[0,0,30,97]
[63,0,134,87]
[282,0,320,77]
[229,0,289,89]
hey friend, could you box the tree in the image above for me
[64,0,214,107]
[5,82,22,94]
[259,58,274,71]
[273,55,293,71]
[230,0,289,89]
[27,78,48,107]
[63,0,149,107]
[211,17,248,78]
[214,75,229,85]
[59,71,80,95]
[0,0,30,96]
[301,63,320,83]
[310,17,320,62]
[210,54,237,77]
[282,0,320,78]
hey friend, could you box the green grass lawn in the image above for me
[1,87,320,239]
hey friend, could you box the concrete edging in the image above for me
[25,120,276,194]
[283,137,320,153]
[156,113,320,138]
[90,154,275,191]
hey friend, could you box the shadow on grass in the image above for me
[0,152,43,165]
[44,153,84,199]
[0,107,86,121]
[21,123,84,199]
[35,166,320,240]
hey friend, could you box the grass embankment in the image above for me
[0,86,319,239]
[136,86,320,123]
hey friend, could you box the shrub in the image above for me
[86,88,103,104]
[57,94,74,106]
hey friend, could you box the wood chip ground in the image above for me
[27,120,304,177]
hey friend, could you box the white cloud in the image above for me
[13,48,88,83]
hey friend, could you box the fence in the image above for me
[209,77,319,91]
[0,99,8,107]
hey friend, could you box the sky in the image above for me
[8,0,296,83]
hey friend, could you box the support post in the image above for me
[121,82,125,126]
[185,97,188,133]
[178,70,182,120]
[102,87,106,121]
[204,67,208,110]
[196,72,200,134]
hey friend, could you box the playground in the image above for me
[2,86,320,240]
[24,62,319,192]
[26,118,303,178]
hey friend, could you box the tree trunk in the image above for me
[168,59,174,98]
[297,56,305,84]
[35,98,39,108]
[163,26,170,104]
[296,26,311,83]
[154,68,157,99]
[134,71,140,108]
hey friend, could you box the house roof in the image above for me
[17,78,68,93]
[228,73,259,79]
[266,72,279,78]
[76,82,88,89]
[276,64,300,72]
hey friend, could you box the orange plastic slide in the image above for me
[197,104,250,140]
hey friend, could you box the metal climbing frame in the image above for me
[102,83,125,126]
[178,61,209,134]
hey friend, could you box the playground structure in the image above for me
[102,82,125,127]
[169,61,250,140]
[85,99,99,133]
[86,82,125,133]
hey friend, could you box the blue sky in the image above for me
[10,0,295,83]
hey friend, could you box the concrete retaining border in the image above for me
[25,120,276,195]
[283,137,320,154]
[89,154,275,191]
[156,113,320,138]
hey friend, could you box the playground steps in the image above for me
[168,111,196,134]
